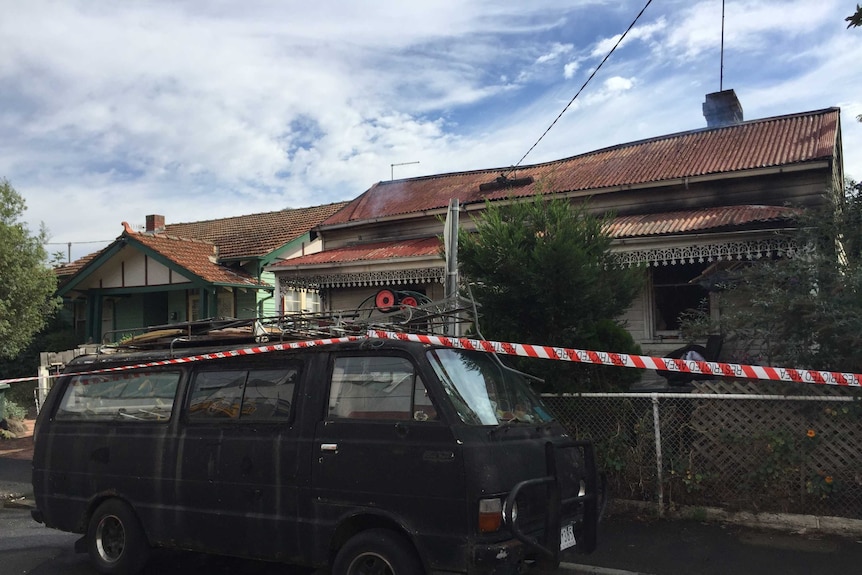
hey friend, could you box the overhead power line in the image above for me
[44,240,113,246]
[507,0,655,175]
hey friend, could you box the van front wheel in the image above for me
[86,499,151,575]
[332,528,424,575]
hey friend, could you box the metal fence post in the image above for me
[652,393,664,517]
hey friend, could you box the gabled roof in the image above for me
[57,225,269,296]
[324,108,840,226]
[164,202,349,260]
[54,250,104,280]
[128,232,266,287]
[271,237,442,268]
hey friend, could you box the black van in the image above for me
[31,317,599,575]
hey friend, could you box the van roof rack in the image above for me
[99,296,478,353]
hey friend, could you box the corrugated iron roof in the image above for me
[324,108,839,226]
[277,205,797,269]
[606,205,799,238]
[271,237,442,268]
[164,202,349,259]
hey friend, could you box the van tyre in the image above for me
[86,499,151,575]
[333,528,424,575]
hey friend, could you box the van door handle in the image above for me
[321,443,338,452]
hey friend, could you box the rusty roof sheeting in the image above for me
[271,237,442,268]
[605,205,799,238]
[324,108,839,226]
[277,206,797,270]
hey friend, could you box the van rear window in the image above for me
[55,371,180,422]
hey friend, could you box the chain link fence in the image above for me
[543,380,862,519]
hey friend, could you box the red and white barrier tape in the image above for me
[3,331,862,389]
[367,330,862,388]
[0,336,360,385]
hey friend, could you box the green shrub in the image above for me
[2,397,27,421]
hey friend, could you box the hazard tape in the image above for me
[367,330,862,388]
[0,336,360,386]
[3,331,862,389]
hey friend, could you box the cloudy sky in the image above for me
[3,0,861,263]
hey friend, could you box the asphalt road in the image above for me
[2,506,322,575]
[6,451,862,575]
[7,503,862,575]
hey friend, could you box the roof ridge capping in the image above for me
[547,106,841,168]
[165,202,350,228]
[375,107,839,188]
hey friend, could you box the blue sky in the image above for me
[3,0,861,263]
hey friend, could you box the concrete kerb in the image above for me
[2,495,34,510]
[611,498,862,537]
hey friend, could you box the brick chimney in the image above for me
[703,89,743,128]
[145,214,165,233]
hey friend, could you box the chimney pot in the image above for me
[703,89,743,128]
[146,214,165,233]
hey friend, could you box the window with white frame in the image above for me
[282,289,321,314]
[282,289,301,313]
[304,290,321,313]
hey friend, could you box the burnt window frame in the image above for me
[650,262,712,337]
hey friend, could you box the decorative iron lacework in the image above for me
[614,237,799,267]
[279,267,446,290]
[278,238,798,288]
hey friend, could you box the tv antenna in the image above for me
[391,161,420,181]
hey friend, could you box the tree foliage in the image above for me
[682,181,862,374]
[0,179,62,359]
[458,195,645,392]
[847,4,862,28]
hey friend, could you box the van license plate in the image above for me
[560,523,576,550]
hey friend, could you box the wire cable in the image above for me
[506,0,655,175]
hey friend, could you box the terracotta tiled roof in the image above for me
[606,205,799,238]
[324,108,839,226]
[54,250,103,279]
[130,233,267,287]
[271,237,442,268]
[163,202,349,259]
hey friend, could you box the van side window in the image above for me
[55,370,180,422]
[188,366,298,421]
[189,370,246,419]
[242,369,296,420]
[328,356,437,422]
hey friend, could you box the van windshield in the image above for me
[426,348,553,425]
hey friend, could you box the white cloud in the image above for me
[536,43,574,64]
[564,61,581,79]
[1,1,860,262]
[589,17,668,59]
[604,76,635,92]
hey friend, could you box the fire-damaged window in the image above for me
[651,262,710,335]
